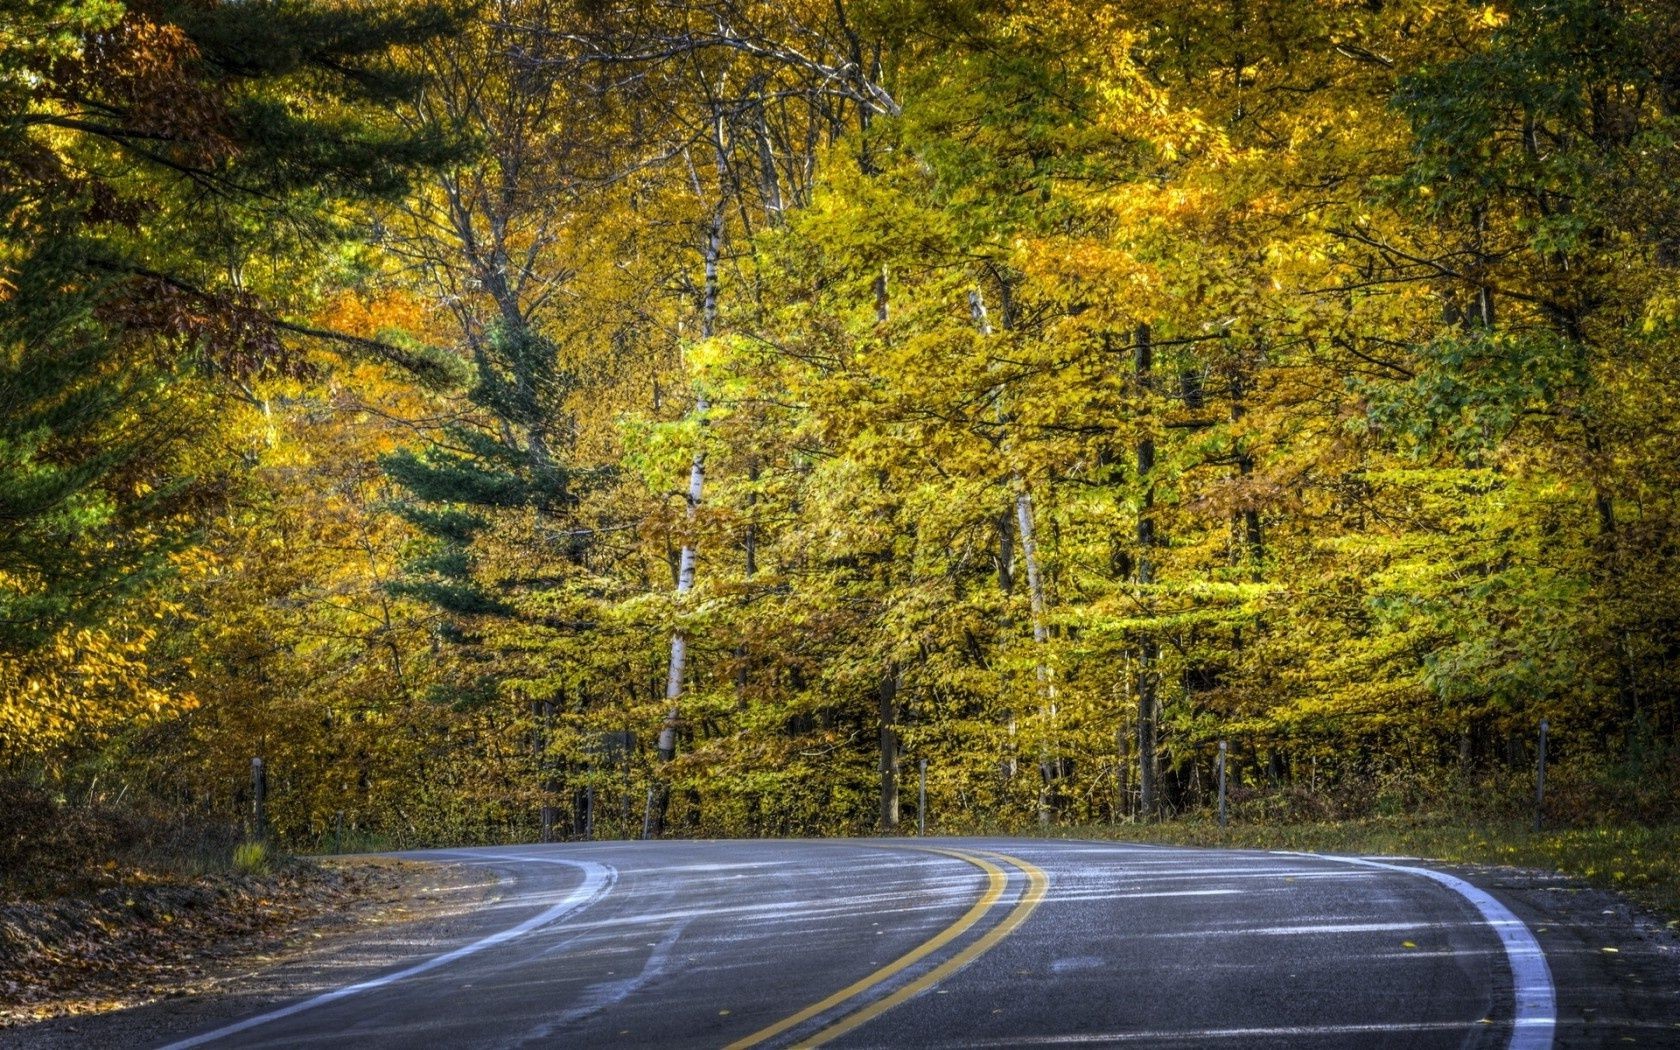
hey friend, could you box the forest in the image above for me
[4,0,1679,851]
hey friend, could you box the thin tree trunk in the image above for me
[734,463,759,700]
[870,261,900,826]
[754,101,783,226]
[646,185,722,838]
[996,505,1016,593]
[1016,485,1059,826]
[540,699,557,842]
[1135,323,1159,820]
[1016,491,1050,650]
[658,449,704,761]
[973,285,1056,813]
[878,667,901,830]
[1230,374,1263,573]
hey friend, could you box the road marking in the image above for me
[158,856,615,1049]
[796,846,1055,1041]
[791,849,1047,1048]
[951,1019,1488,1044]
[1290,853,1556,1050]
[1149,920,1432,937]
[724,848,1047,1050]
[722,847,1007,1050]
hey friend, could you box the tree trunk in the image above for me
[646,190,722,838]
[1016,486,1058,825]
[878,667,900,831]
[734,463,759,700]
[996,505,1016,593]
[538,699,557,843]
[1230,374,1263,573]
[973,284,1057,797]
[1135,323,1159,819]
[1016,490,1050,651]
[754,101,783,227]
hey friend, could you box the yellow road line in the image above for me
[723,847,1007,1050]
[791,849,1049,1048]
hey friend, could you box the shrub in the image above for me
[231,840,269,874]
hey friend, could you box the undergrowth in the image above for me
[0,778,253,897]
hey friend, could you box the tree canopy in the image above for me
[4,0,1677,842]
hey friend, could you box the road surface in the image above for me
[139,838,1669,1048]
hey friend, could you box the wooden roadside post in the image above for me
[918,759,928,836]
[250,757,267,841]
[1534,719,1549,833]
[1218,740,1228,830]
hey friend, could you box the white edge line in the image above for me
[157,856,616,1050]
[1286,852,1556,1050]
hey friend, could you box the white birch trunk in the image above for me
[1015,490,1050,647]
[646,156,724,836]
[973,286,1057,818]
[657,428,706,763]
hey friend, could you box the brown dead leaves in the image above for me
[0,861,385,1026]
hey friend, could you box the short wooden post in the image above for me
[918,759,928,836]
[250,757,267,841]
[1217,740,1228,830]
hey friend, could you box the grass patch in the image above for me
[231,840,270,874]
[1038,816,1680,926]
[308,826,401,856]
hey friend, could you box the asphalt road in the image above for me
[142,838,1661,1049]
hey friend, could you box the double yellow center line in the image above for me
[725,846,1049,1050]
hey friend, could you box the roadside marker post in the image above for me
[918,759,927,836]
[1534,718,1548,833]
[250,757,267,841]
[1217,740,1228,830]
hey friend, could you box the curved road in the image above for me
[153,838,1582,1048]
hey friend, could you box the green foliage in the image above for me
[0,253,189,651]
[1,0,467,761]
[11,0,1680,859]
[232,840,271,874]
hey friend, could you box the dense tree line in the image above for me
[4,0,1678,845]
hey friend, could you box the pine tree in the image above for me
[1,0,465,759]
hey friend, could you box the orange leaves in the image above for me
[314,290,441,347]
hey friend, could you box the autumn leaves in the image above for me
[6,0,1679,840]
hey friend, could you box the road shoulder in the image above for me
[2,857,496,1049]
[1448,862,1680,1046]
